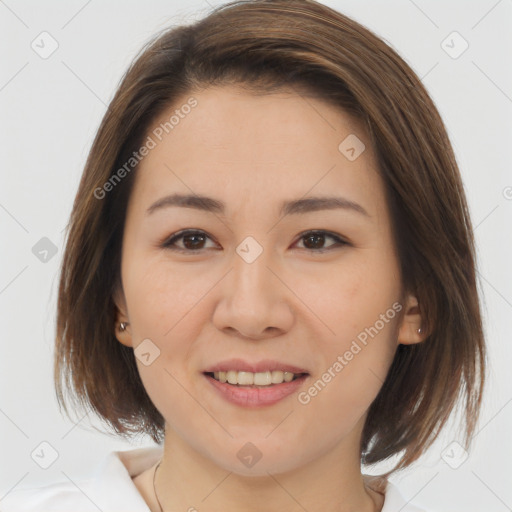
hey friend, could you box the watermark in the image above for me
[31,441,59,469]
[94,97,198,200]
[237,441,263,468]
[441,440,468,469]
[31,31,59,59]
[503,186,512,200]
[338,133,366,161]
[236,236,264,263]
[134,338,161,366]
[298,301,402,405]
[441,31,469,60]
[32,236,58,263]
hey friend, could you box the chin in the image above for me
[209,444,311,478]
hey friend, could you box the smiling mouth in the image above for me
[204,371,309,387]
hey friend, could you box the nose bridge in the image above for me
[231,235,275,299]
[212,234,293,338]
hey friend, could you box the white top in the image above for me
[1,446,433,511]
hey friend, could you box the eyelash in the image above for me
[160,229,349,254]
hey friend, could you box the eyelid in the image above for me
[293,230,349,252]
[160,228,350,252]
[295,229,349,244]
[161,229,218,251]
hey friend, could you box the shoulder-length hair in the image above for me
[55,0,486,476]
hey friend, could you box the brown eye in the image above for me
[161,229,348,254]
[181,232,207,250]
[162,230,217,252]
[295,230,348,252]
[303,232,326,249]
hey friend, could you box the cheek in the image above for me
[126,262,209,422]
[121,260,214,415]
[299,304,400,436]
[309,248,401,396]
[318,249,400,335]
[124,255,210,338]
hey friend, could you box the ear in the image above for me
[397,293,426,345]
[113,282,133,348]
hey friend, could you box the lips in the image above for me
[202,358,311,406]
[203,371,310,407]
[202,358,310,374]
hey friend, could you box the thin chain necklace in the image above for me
[152,459,379,512]
[153,460,164,512]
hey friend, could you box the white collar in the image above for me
[1,446,428,511]
[102,446,427,511]
[90,446,163,511]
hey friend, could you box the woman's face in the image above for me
[115,84,420,476]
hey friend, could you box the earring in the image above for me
[417,327,422,335]
[119,321,129,332]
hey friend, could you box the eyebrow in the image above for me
[146,193,370,218]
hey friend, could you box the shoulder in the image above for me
[365,474,441,512]
[383,480,432,512]
[1,447,161,512]
[1,479,106,512]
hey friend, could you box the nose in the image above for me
[212,245,294,340]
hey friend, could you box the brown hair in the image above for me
[54,0,487,476]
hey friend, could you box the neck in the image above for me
[153,427,383,512]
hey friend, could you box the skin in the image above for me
[114,84,425,512]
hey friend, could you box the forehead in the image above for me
[129,84,385,221]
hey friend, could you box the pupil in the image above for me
[184,233,204,249]
[183,233,326,250]
[304,233,324,249]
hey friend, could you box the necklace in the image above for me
[153,460,164,512]
[153,459,379,512]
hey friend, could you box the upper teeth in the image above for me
[213,370,298,386]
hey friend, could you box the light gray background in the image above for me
[1,1,511,511]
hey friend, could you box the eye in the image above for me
[161,229,218,252]
[292,230,349,253]
[160,229,349,253]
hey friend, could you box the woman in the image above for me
[2,0,486,511]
